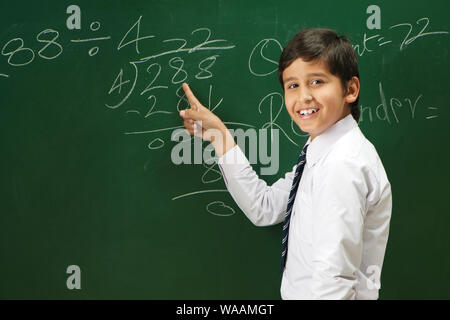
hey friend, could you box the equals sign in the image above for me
[425,106,439,120]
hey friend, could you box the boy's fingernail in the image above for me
[180,110,185,116]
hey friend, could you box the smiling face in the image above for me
[283,57,359,141]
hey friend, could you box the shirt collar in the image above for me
[304,113,358,168]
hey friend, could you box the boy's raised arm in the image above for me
[178,83,294,227]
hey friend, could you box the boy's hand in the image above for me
[178,83,236,157]
[179,83,225,142]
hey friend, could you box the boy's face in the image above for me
[282,58,358,141]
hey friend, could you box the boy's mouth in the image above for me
[297,108,320,119]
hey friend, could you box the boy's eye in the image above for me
[311,79,323,85]
[287,83,298,89]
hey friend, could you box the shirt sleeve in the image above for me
[217,144,296,227]
[310,158,370,299]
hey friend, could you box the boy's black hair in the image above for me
[278,28,360,122]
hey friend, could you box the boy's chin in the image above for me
[296,123,312,135]
[297,124,321,141]
[293,119,322,138]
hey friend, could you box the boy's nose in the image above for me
[297,87,313,104]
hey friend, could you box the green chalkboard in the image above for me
[1,0,449,299]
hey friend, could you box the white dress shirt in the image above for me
[217,114,392,300]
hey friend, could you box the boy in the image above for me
[179,28,392,300]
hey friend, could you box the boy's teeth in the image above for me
[300,108,318,115]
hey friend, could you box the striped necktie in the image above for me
[281,144,309,271]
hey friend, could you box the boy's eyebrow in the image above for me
[283,76,298,82]
[306,72,328,77]
[283,73,329,82]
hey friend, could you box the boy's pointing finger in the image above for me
[182,82,201,110]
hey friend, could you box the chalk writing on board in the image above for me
[359,82,439,124]
[1,13,445,219]
[207,201,236,217]
[137,27,235,62]
[105,27,234,113]
[1,29,63,69]
[389,17,449,51]
[248,38,283,77]
[2,38,36,66]
[117,15,155,54]
[202,162,223,184]
[125,125,185,135]
[148,138,165,150]
[171,189,235,217]
[172,189,229,201]
[425,108,439,120]
[353,17,449,56]
[100,22,240,216]
[258,91,299,147]
[70,21,111,56]
[0,23,109,68]
[170,84,223,116]
[37,29,63,60]
[123,84,241,136]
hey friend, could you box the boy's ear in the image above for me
[344,76,360,104]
